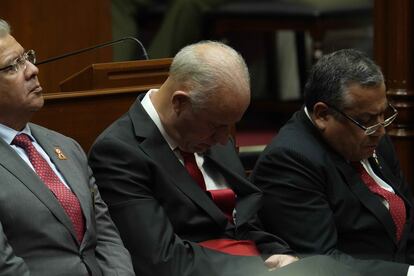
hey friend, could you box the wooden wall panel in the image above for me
[0,0,112,93]
[32,90,144,152]
[374,0,414,187]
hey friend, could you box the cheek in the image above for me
[189,130,213,141]
[347,132,373,160]
[348,129,367,147]
[0,86,14,103]
[0,78,25,99]
[324,125,355,156]
[185,128,216,145]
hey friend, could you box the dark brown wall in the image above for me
[0,0,112,93]
[374,0,414,187]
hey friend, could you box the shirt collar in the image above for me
[141,89,178,151]
[0,123,33,145]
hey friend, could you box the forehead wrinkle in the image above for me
[0,39,24,66]
[358,100,388,115]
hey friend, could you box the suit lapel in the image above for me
[205,146,262,226]
[370,155,412,209]
[0,134,78,241]
[30,125,91,245]
[335,157,397,243]
[129,98,227,229]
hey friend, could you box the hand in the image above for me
[264,254,299,271]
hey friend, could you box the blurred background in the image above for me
[2,0,414,185]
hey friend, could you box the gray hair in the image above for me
[0,19,10,38]
[169,40,250,110]
[304,49,384,111]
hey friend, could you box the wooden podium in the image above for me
[32,58,172,152]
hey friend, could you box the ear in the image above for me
[312,102,331,131]
[171,90,191,116]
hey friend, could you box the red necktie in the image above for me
[12,134,85,243]
[180,150,207,190]
[354,162,406,241]
[179,151,236,222]
[208,189,236,223]
[179,151,258,255]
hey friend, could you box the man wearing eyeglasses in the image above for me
[251,49,414,276]
[0,19,134,275]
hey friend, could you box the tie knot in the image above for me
[179,150,196,163]
[12,133,32,149]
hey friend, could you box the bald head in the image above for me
[152,41,250,153]
[169,41,250,110]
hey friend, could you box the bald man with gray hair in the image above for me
[89,41,359,276]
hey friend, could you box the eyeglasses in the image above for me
[323,102,398,136]
[0,50,36,74]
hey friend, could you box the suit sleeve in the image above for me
[0,220,30,276]
[71,140,135,275]
[88,136,269,276]
[250,146,409,276]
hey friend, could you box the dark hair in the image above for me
[304,49,384,111]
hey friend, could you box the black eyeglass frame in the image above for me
[0,50,36,73]
[322,101,398,136]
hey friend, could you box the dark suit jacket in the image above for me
[88,95,296,276]
[0,123,134,276]
[251,109,414,276]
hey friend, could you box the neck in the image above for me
[0,118,28,131]
[150,85,181,146]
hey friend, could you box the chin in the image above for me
[29,102,44,113]
[35,96,45,108]
[358,153,374,161]
[192,145,209,153]
[365,148,376,158]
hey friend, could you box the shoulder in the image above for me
[261,112,328,166]
[251,111,338,190]
[90,112,139,158]
[29,123,70,140]
[29,122,81,150]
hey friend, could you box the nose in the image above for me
[24,60,39,79]
[371,124,386,137]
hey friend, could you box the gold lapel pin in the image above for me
[54,147,67,160]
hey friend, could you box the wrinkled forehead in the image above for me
[0,34,24,65]
[342,83,387,112]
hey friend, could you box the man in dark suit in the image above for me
[0,19,134,275]
[88,41,361,276]
[251,49,414,276]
